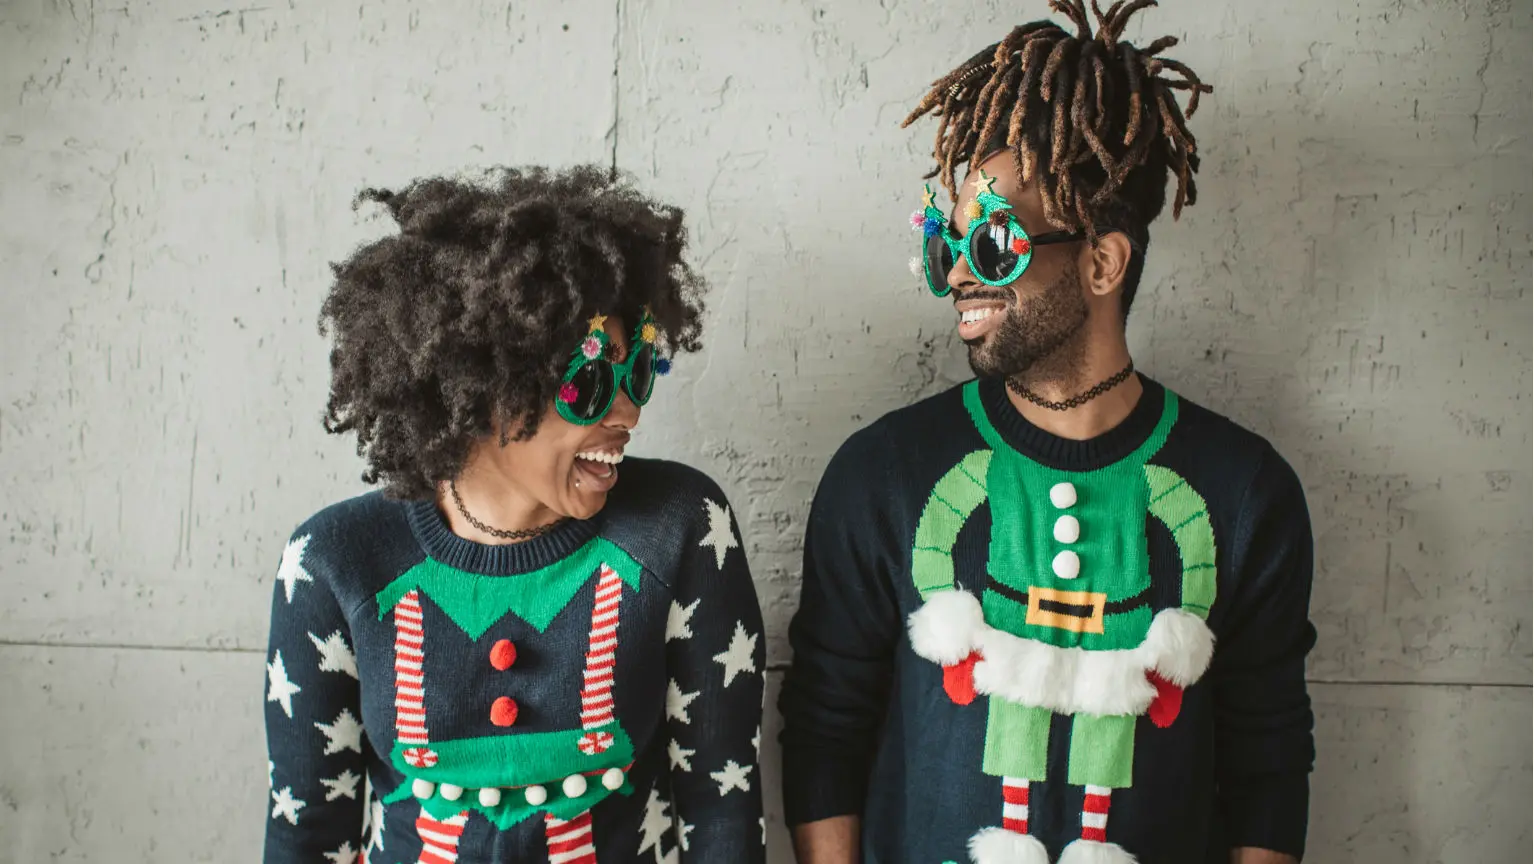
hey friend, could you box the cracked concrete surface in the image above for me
[0,0,1529,861]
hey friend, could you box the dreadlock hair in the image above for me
[321,165,706,499]
[902,0,1212,316]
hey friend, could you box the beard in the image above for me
[964,257,1090,383]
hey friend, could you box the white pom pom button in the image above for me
[1052,550,1081,579]
[524,785,548,806]
[1049,482,1077,509]
[1053,515,1081,544]
[562,774,588,799]
[478,787,502,807]
[438,783,463,802]
[411,779,436,799]
[601,768,625,791]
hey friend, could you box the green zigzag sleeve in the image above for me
[1145,464,1217,618]
[912,450,991,601]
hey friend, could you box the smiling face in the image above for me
[944,151,1093,380]
[471,316,640,522]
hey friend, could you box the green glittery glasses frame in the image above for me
[554,309,671,426]
[913,170,1085,298]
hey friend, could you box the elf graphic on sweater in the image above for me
[906,385,1217,864]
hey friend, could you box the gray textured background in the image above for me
[1,0,1529,861]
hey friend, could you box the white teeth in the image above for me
[576,451,625,465]
[960,307,998,325]
[438,783,463,802]
[562,774,589,798]
[601,768,625,791]
[524,785,548,806]
[411,779,436,799]
[478,787,502,807]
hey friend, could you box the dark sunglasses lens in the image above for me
[971,222,1025,283]
[566,361,615,421]
[924,232,955,295]
[628,344,656,405]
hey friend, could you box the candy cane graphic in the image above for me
[539,565,626,862]
[392,591,469,863]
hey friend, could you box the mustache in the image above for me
[953,288,1014,305]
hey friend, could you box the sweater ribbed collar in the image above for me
[405,499,601,576]
[975,374,1166,472]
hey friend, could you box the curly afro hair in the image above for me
[320,164,706,499]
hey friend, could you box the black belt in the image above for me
[986,575,1151,616]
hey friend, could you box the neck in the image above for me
[1007,333,1140,441]
[438,457,561,546]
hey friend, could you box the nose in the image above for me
[604,386,640,432]
[946,248,980,295]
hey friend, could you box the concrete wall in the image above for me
[1,0,1528,861]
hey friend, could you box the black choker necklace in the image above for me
[449,481,567,541]
[1007,361,1135,411]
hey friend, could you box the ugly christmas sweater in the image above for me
[778,376,1316,864]
[263,459,766,864]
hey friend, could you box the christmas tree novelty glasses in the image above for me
[912,170,1084,298]
[555,309,671,426]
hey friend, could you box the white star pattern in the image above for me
[658,846,679,864]
[322,769,361,801]
[367,796,386,853]
[315,708,364,755]
[712,621,759,687]
[275,534,314,603]
[665,598,699,642]
[698,499,739,570]
[637,789,672,857]
[708,760,752,796]
[271,786,306,825]
[308,630,358,678]
[266,650,301,719]
[667,739,696,772]
[678,820,695,852]
[324,842,358,864]
[666,679,700,725]
[267,759,275,790]
[752,725,761,755]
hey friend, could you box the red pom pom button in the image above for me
[489,639,517,671]
[490,696,519,727]
[1012,237,1031,255]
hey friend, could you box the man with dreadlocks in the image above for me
[779,3,1314,864]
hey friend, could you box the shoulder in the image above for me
[277,491,420,605]
[600,458,744,581]
[1160,385,1309,523]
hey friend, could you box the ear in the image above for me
[1085,231,1134,299]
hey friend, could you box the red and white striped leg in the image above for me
[544,811,598,864]
[1081,785,1111,842]
[393,590,431,746]
[414,809,468,864]
[577,565,623,755]
[1001,776,1030,834]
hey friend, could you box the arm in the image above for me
[263,531,367,864]
[1232,849,1300,864]
[666,493,766,863]
[1210,449,1317,859]
[792,815,860,864]
[778,429,904,861]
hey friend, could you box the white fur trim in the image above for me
[1058,838,1139,864]
[907,590,986,666]
[959,608,1215,717]
[968,828,1050,864]
[1139,607,1216,687]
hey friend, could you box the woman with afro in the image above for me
[262,166,764,864]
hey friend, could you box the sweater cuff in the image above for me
[1220,771,1310,857]
[782,746,869,826]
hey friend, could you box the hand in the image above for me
[1146,671,1183,727]
[943,652,981,705]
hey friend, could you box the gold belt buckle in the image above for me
[1025,586,1108,634]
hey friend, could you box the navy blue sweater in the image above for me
[779,377,1316,863]
[263,459,765,864]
